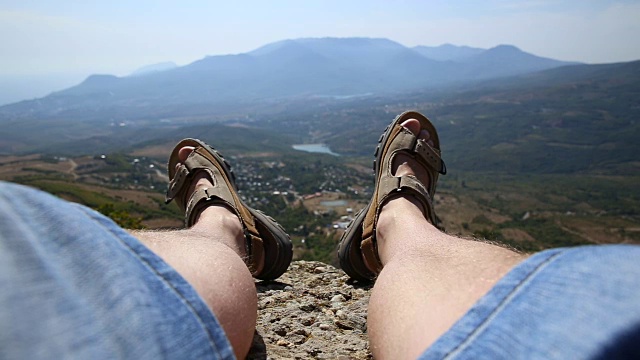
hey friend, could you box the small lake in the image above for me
[292,144,340,156]
[320,200,348,207]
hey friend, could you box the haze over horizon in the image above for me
[2,0,640,105]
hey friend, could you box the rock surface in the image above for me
[248,261,373,359]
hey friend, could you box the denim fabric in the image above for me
[420,245,640,359]
[0,182,234,360]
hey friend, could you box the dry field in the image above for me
[2,154,638,250]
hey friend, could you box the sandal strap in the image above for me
[416,139,447,176]
[165,163,190,205]
[360,175,437,273]
[183,186,265,275]
[379,175,436,222]
[165,151,227,206]
[382,127,445,189]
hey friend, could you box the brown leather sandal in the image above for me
[165,138,292,280]
[338,111,446,281]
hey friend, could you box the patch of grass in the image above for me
[97,203,144,229]
[497,217,587,252]
[472,214,493,225]
[20,179,115,208]
[473,228,504,242]
[14,178,181,228]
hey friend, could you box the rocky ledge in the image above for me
[248,261,373,359]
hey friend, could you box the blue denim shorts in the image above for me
[2,182,639,359]
[420,243,640,359]
[0,182,234,359]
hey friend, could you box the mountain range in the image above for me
[0,37,576,121]
[1,36,637,178]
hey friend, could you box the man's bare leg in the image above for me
[131,147,256,359]
[367,120,526,359]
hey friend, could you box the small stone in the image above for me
[276,339,289,347]
[262,312,272,322]
[258,299,271,309]
[314,266,326,273]
[331,302,345,310]
[284,285,293,290]
[334,315,367,332]
[319,323,332,331]
[323,309,334,317]
[331,294,346,302]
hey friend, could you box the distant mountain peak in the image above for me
[80,74,119,85]
[249,37,405,57]
[248,39,299,56]
[130,61,178,77]
[295,37,403,46]
[488,44,522,53]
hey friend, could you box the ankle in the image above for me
[192,205,246,256]
[377,197,424,240]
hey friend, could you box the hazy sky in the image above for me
[1,0,640,104]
